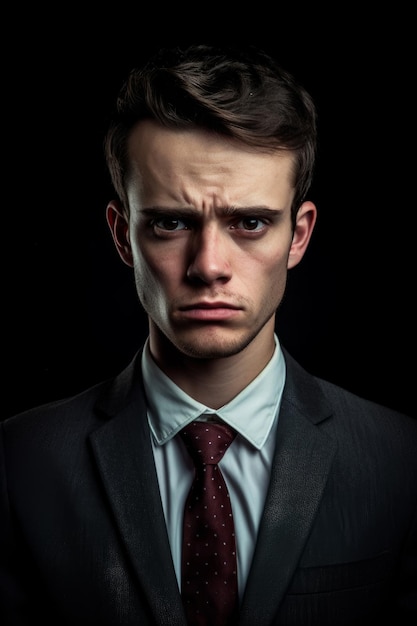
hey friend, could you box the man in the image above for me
[1,44,416,625]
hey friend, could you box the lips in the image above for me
[178,301,242,321]
[180,301,240,311]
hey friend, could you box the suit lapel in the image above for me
[87,348,337,625]
[89,354,187,626]
[240,352,337,625]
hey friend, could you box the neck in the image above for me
[148,321,276,409]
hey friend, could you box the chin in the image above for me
[172,327,259,360]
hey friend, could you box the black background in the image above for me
[3,7,415,419]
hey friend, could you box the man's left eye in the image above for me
[237,218,265,231]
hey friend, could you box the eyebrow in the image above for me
[140,206,284,218]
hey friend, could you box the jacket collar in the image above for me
[240,348,337,624]
[90,349,187,625]
[90,347,336,625]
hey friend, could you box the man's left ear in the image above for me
[287,201,317,269]
[106,199,134,267]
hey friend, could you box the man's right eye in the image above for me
[153,217,188,231]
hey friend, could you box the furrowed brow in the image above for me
[140,207,200,218]
[222,206,283,217]
[140,206,283,217]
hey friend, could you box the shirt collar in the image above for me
[142,335,286,450]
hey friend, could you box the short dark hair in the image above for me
[104,44,318,221]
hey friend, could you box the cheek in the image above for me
[247,249,290,304]
[131,246,180,300]
[244,246,290,282]
[132,260,170,320]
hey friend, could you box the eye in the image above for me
[234,217,266,231]
[153,217,188,231]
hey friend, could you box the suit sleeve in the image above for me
[0,421,34,624]
[396,497,417,623]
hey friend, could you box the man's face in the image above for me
[108,120,315,361]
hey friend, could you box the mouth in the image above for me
[178,301,242,321]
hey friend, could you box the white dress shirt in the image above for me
[142,335,286,599]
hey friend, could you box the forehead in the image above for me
[126,119,296,206]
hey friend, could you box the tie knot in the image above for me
[180,420,236,466]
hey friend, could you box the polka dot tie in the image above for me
[180,420,239,626]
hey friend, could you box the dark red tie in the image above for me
[180,420,239,626]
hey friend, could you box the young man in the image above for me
[1,44,416,625]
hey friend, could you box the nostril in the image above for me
[186,258,231,285]
[186,230,232,284]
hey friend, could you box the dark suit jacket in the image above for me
[1,347,416,625]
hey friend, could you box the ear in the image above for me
[106,200,134,267]
[287,200,317,269]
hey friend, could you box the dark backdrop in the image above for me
[3,9,415,419]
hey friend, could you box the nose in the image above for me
[186,225,232,285]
